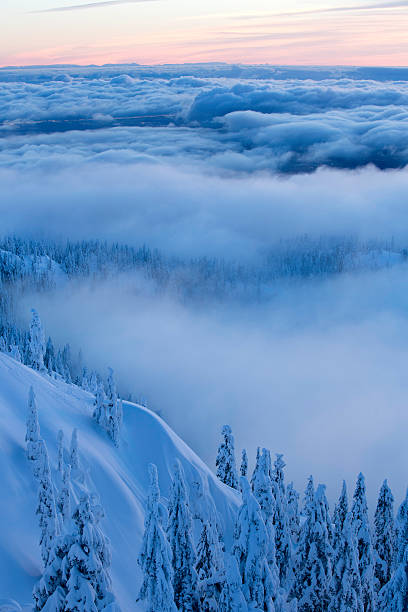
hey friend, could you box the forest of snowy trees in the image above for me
[22,341,408,611]
[4,235,408,610]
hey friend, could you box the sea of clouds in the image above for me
[3,64,408,503]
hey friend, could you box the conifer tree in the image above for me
[233,477,276,610]
[57,429,64,473]
[196,520,224,611]
[287,482,300,545]
[240,449,248,478]
[26,386,40,462]
[328,513,363,612]
[36,439,59,566]
[272,463,292,586]
[62,493,118,611]
[377,545,408,611]
[292,484,333,612]
[44,337,55,373]
[138,464,176,612]
[219,554,248,612]
[351,473,377,611]
[167,460,197,611]
[333,481,348,551]
[374,479,395,591]
[216,425,239,490]
[29,309,45,371]
[70,428,79,470]
[57,463,71,525]
[394,489,408,568]
[303,476,315,518]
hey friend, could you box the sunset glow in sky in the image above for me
[2,0,408,67]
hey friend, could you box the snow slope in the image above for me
[0,352,239,610]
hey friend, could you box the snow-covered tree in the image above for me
[374,479,394,591]
[93,381,107,426]
[44,337,55,374]
[57,463,71,525]
[219,554,248,612]
[328,512,363,612]
[303,476,315,518]
[167,460,197,611]
[273,454,286,498]
[70,428,79,470]
[377,545,408,611]
[272,469,292,586]
[138,464,177,612]
[36,439,59,566]
[351,473,377,611]
[240,449,248,478]
[333,481,348,551]
[287,482,300,545]
[62,493,118,611]
[196,520,225,611]
[394,489,408,568]
[233,476,277,610]
[29,309,46,371]
[57,429,64,473]
[216,425,239,490]
[26,385,40,462]
[292,484,333,612]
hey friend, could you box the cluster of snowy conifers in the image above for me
[26,387,120,611]
[204,425,406,611]
[1,308,124,446]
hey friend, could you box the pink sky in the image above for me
[2,1,408,67]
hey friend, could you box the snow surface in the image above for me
[0,352,239,610]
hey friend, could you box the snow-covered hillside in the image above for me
[0,352,239,610]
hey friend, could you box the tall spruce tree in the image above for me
[374,479,395,591]
[287,482,300,545]
[233,477,277,610]
[394,489,408,568]
[333,481,348,551]
[219,554,248,612]
[36,439,59,566]
[377,544,408,611]
[196,520,224,611]
[328,512,363,612]
[240,449,248,478]
[167,460,197,611]
[29,309,45,371]
[138,464,176,612]
[292,484,333,612]
[351,473,377,611]
[26,386,40,462]
[216,425,239,490]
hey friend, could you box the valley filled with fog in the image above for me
[2,63,408,503]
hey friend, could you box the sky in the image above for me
[1,0,408,67]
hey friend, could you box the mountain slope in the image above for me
[0,352,239,610]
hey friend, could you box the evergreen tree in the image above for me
[287,482,300,545]
[44,337,55,373]
[351,473,377,611]
[196,520,224,611]
[70,428,79,470]
[394,489,408,568]
[167,460,197,611]
[36,439,59,566]
[240,449,248,478]
[29,309,45,371]
[219,554,248,612]
[333,481,348,551]
[26,385,40,462]
[57,464,71,525]
[57,429,64,473]
[377,545,408,611]
[303,476,315,518]
[216,425,239,490]
[292,484,333,612]
[273,454,286,498]
[328,513,363,612]
[62,493,118,611]
[233,476,276,610]
[93,381,107,427]
[374,479,394,591]
[272,466,292,586]
[138,464,177,612]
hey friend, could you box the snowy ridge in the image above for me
[0,352,239,610]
